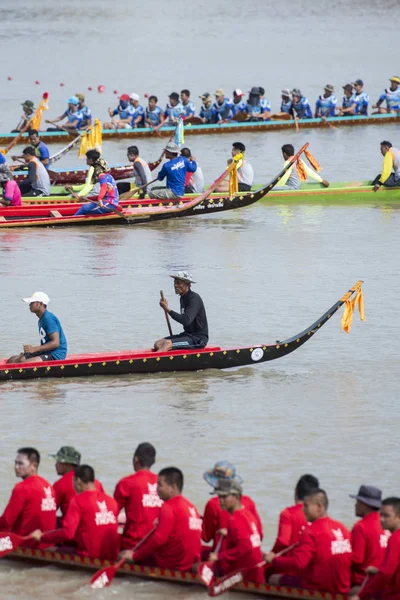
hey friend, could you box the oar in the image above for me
[321,116,337,130]
[358,574,370,593]
[90,526,156,589]
[119,177,159,201]
[198,535,224,586]
[208,543,298,597]
[160,290,173,336]
[45,120,75,135]
[0,532,32,558]
[294,115,299,132]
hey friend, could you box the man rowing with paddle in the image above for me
[149,142,197,200]
[7,292,67,364]
[0,448,56,547]
[17,147,50,197]
[31,465,119,560]
[119,467,202,571]
[274,144,329,190]
[12,100,35,132]
[154,271,208,352]
[372,141,400,191]
[11,129,50,170]
[45,96,83,133]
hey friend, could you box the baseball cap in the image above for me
[49,446,81,466]
[352,79,363,86]
[130,93,140,101]
[215,89,224,97]
[119,94,130,101]
[233,89,244,97]
[68,96,79,105]
[169,271,196,284]
[203,460,243,487]
[22,291,50,305]
[199,92,211,100]
[75,93,85,101]
[213,478,243,497]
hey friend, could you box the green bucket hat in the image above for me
[49,446,81,466]
[22,100,35,110]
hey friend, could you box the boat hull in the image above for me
[13,165,133,185]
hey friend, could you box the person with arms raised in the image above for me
[31,465,119,560]
[154,271,208,352]
[114,442,163,549]
[119,467,202,571]
[0,447,56,547]
[148,142,196,200]
[265,489,352,594]
[7,292,67,364]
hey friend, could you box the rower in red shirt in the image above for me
[265,489,352,594]
[50,446,104,523]
[349,484,390,589]
[114,442,163,549]
[202,460,263,550]
[272,473,319,554]
[208,479,264,583]
[119,467,201,571]
[352,497,400,600]
[0,447,56,547]
[31,464,119,560]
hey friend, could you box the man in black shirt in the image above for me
[154,272,209,352]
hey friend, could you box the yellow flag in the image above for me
[341,288,365,333]
[228,152,243,196]
[78,119,102,158]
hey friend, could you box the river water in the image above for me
[1,1,400,599]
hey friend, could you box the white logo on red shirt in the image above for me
[250,522,261,548]
[331,528,352,555]
[188,506,202,531]
[142,483,163,508]
[380,530,391,548]
[0,536,13,552]
[95,501,117,526]
[41,486,56,511]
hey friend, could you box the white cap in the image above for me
[130,93,140,101]
[233,89,244,97]
[22,291,50,305]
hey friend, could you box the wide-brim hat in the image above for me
[22,100,35,110]
[169,271,196,284]
[49,446,81,466]
[343,84,353,92]
[164,142,180,154]
[291,88,302,97]
[281,88,291,97]
[389,76,400,83]
[203,460,243,488]
[349,485,382,509]
[248,86,261,95]
[324,84,334,92]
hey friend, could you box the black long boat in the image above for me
[0,281,363,381]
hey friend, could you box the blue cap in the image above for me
[203,460,243,488]
[68,96,79,105]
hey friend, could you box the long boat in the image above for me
[0,112,398,144]
[6,546,349,599]
[13,164,134,185]
[0,281,363,381]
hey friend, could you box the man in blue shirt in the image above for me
[180,90,196,119]
[11,129,50,169]
[103,94,134,129]
[352,79,369,115]
[199,93,218,124]
[373,76,400,114]
[213,89,236,122]
[45,96,83,133]
[117,93,145,129]
[145,96,163,128]
[76,93,92,128]
[149,142,197,200]
[337,84,356,116]
[7,292,67,364]
[315,84,337,118]
[290,89,312,119]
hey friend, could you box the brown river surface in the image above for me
[1,1,400,598]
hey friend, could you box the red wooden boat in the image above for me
[13,164,134,185]
[0,281,363,381]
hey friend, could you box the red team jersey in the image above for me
[0,475,56,543]
[133,494,202,571]
[272,502,308,552]
[359,528,400,600]
[202,495,263,547]
[351,511,390,585]
[53,470,104,519]
[218,507,264,583]
[274,516,352,594]
[114,470,163,549]
[41,489,119,560]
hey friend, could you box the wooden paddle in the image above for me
[45,120,75,135]
[198,535,224,586]
[294,115,299,132]
[119,177,159,201]
[208,542,299,596]
[0,532,31,558]
[90,526,156,589]
[160,291,173,336]
[321,116,337,130]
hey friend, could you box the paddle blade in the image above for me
[0,532,24,558]
[208,570,244,596]
[198,561,216,587]
[90,565,117,589]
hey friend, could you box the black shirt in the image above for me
[169,289,209,341]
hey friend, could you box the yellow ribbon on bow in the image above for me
[341,287,365,333]
[29,94,49,131]
[78,119,102,158]
[228,152,244,196]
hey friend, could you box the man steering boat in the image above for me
[154,272,208,352]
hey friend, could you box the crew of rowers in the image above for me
[0,444,399,598]
[13,76,400,135]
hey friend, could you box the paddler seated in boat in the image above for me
[31,464,120,561]
[50,446,104,525]
[11,129,50,171]
[181,147,204,194]
[202,461,263,552]
[45,96,83,133]
[349,497,400,600]
[352,79,369,116]
[215,142,254,193]
[116,93,145,129]
[199,93,218,124]
[114,442,163,550]
[74,172,119,216]
[315,84,337,118]
[207,479,265,584]
[11,99,35,132]
[274,144,329,190]
[154,92,183,131]
[65,150,110,199]
[148,142,197,200]
[103,94,134,129]
[290,89,312,119]
[232,89,247,114]
[372,141,400,191]
[17,147,50,197]
[337,84,357,116]
[7,292,67,364]
[119,467,202,571]
[270,89,293,120]
[265,489,352,594]
[259,87,272,120]
[125,145,152,197]
[75,93,92,128]
[372,76,400,114]
[180,89,196,119]
[0,447,56,547]
[244,87,265,122]
[213,89,236,122]
[154,271,208,352]
[0,164,22,207]
[144,95,163,128]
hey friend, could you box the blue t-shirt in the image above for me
[38,310,67,360]
[33,141,50,168]
[63,108,83,127]
[0,153,5,165]
[342,94,355,110]
[213,98,236,121]
[199,105,218,123]
[80,105,92,127]
[181,100,196,117]
[129,104,145,127]
[112,104,134,119]
[315,94,337,117]
[379,88,400,111]
[145,106,162,126]
[280,99,292,113]
[260,98,271,112]
[163,102,184,123]
[292,96,312,119]
[233,100,247,113]
[157,156,197,197]
[354,91,369,115]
